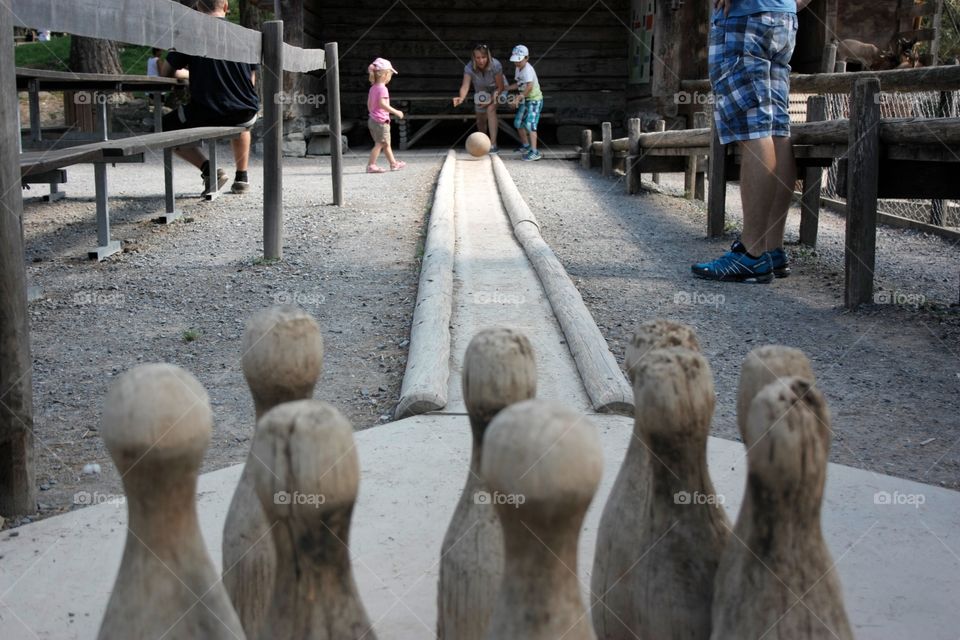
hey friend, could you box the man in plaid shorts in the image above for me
[692,0,811,283]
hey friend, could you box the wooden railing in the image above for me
[1,0,338,515]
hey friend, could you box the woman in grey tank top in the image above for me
[453,44,506,153]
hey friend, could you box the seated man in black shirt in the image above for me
[160,0,258,194]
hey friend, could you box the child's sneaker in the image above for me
[691,240,773,283]
[767,247,791,278]
[515,144,530,154]
[367,164,386,174]
[522,149,543,162]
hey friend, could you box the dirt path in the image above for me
[14,150,443,527]
[503,156,960,491]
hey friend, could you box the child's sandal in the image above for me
[367,164,386,174]
[390,161,406,171]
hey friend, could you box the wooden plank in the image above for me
[325,42,342,206]
[0,8,36,516]
[680,64,960,95]
[845,78,881,309]
[490,155,633,416]
[282,42,325,73]
[19,145,104,176]
[11,0,262,64]
[262,21,283,260]
[98,127,246,157]
[822,197,960,241]
[800,96,827,247]
[16,67,183,91]
[395,151,457,419]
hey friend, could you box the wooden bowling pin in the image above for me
[736,344,815,435]
[624,318,700,383]
[98,364,245,639]
[711,377,853,640]
[223,305,324,637]
[437,328,537,640]
[592,346,728,640]
[251,400,375,639]
[482,399,603,640]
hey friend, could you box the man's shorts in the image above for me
[368,118,391,145]
[514,98,543,132]
[709,12,797,145]
[161,104,258,132]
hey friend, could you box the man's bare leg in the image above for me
[175,146,206,170]
[231,131,251,172]
[764,135,796,252]
[737,136,779,257]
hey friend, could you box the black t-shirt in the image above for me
[166,47,259,116]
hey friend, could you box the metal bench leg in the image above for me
[157,148,182,224]
[204,139,221,201]
[89,163,121,260]
[44,181,66,203]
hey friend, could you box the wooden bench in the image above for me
[20,126,247,260]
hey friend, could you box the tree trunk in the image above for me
[69,36,123,74]
[239,0,264,30]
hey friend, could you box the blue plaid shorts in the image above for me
[709,12,797,145]
[514,98,543,132]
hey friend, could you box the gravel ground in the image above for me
[503,154,960,491]
[13,147,444,527]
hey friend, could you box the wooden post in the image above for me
[799,96,827,246]
[652,119,665,184]
[580,129,593,170]
[262,20,284,260]
[325,42,343,206]
[931,89,951,225]
[626,117,642,194]
[707,116,727,237]
[0,13,36,516]
[821,43,838,75]
[845,78,881,309]
[601,122,613,177]
[835,60,847,73]
[693,112,707,200]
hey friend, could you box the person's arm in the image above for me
[452,73,472,107]
[380,97,404,120]
[159,55,189,80]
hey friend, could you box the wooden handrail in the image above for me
[10,0,324,72]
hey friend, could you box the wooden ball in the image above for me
[465,131,491,157]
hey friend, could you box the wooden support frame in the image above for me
[707,117,727,237]
[800,96,827,246]
[845,78,881,309]
[262,20,284,260]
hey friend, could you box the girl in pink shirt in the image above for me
[366,58,406,173]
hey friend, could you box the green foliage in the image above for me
[940,0,960,63]
[15,36,155,74]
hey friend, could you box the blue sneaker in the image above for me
[522,149,543,162]
[515,144,530,154]
[768,247,791,278]
[489,145,499,154]
[691,240,773,283]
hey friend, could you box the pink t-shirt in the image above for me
[368,83,390,123]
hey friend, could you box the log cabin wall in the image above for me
[303,0,630,129]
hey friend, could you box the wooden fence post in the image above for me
[821,42,838,76]
[845,78,881,309]
[707,115,727,237]
[262,20,284,260]
[325,42,343,206]
[580,129,593,169]
[601,122,613,177]
[800,96,827,246]
[626,117,641,194]
[652,119,665,184]
[692,112,708,200]
[0,11,36,516]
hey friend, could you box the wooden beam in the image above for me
[626,118,641,195]
[325,42,342,206]
[707,117,727,238]
[845,78,881,309]
[652,119,665,184]
[580,129,592,170]
[0,3,36,516]
[601,122,613,177]
[262,21,283,260]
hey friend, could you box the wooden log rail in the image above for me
[0,0,336,515]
